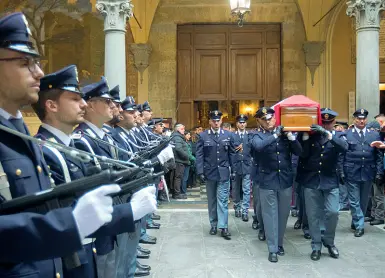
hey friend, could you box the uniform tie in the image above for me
[360,130,364,139]
[240,133,243,140]
[9,118,26,134]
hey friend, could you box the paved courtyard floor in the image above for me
[143,208,385,278]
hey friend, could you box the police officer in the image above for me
[251,107,302,263]
[32,65,157,277]
[103,85,123,133]
[0,12,120,277]
[299,108,348,261]
[343,109,383,237]
[232,114,252,221]
[196,110,235,240]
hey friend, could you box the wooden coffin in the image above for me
[280,106,318,131]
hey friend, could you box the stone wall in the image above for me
[148,0,306,119]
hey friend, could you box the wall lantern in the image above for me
[230,0,251,27]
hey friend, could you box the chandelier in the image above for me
[230,0,251,27]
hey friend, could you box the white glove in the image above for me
[130,186,157,221]
[286,132,296,141]
[72,184,121,240]
[157,145,174,165]
[302,132,309,141]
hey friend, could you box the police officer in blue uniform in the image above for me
[196,110,235,240]
[298,108,348,261]
[251,107,302,263]
[32,65,157,278]
[343,109,383,237]
[103,85,123,134]
[0,12,122,277]
[232,114,252,221]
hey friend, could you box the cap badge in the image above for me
[262,108,267,114]
[361,109,364,114]
[214,111,218,116]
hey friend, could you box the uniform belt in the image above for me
[82,238,95,245]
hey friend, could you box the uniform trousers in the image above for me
[304,187,339,251]
[206,179,230,229]
[371,181,385,220]
[97,248,116,278]
[297,185,309,234]
[339,182,350,210]
[347,180,372,229]
[115,221,141,278]
[259,187,291,253]
[233,174,251,215]
[252,182,264,231]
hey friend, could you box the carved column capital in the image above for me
[129,43,152,84]
[303,41,326,87]
[96,0,133,32]
[347,0,385,30]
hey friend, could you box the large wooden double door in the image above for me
[177,24,281,128]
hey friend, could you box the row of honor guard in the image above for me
[0,12,174,278]
[196,104,383,263]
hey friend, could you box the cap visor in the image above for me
[7,43,39,56]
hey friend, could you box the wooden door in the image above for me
[177,24,281,128]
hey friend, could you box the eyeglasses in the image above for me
[0,56,41,73]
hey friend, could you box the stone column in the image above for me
[96,0,133,100]
[347,0,385,117]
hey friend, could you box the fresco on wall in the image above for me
[0,0,138,134]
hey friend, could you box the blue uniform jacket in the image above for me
[248,130,260,183]
[0,117,82,278]
[72,122,120,256]
[343,127,383,182]
[297,131,348,190]
[195,129,235,182]
[36,126,135,277]
[251,129,302,190]
[232,131,252,175]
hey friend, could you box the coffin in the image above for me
[272,95,321,131]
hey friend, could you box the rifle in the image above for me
[131,138,171,166]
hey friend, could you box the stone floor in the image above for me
[142,209,385,278]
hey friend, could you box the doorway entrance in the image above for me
[176,24,282,128]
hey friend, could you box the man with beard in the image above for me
[103,85,123,133]
[32,65,157,277]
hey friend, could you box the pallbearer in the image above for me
[298,108,348,261]
[251,107,302,263]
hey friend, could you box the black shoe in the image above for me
[134,268,150,277]
[294,220,302,230]
[235,210,241,218]
[291,210,298,217]
[137,245,151,255]
[252,216,259,230]
[139,237,157,245]
[242,214,249,222]
[137,261,151,271]
[221,229,231,240]
[339,207,349,211]
[268,253,278,263]
[277,246,285,256]
[370,219,385,225]
[325,245,339,259]
[354,229,364,237]
[258,230,266,241]
[146,223,160,229]
[137,249,150,259]
[151,213,161,220]
[304,233,311,240]
[364,216,374,222]
[209,227,217,235]
[350,224,356,231]
[310,250,321,261]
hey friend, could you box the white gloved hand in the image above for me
[302,132,309,141]
[157,145,174,165]
[130,186,157,221]
[72,184,121,240]
[286,132,296,141]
